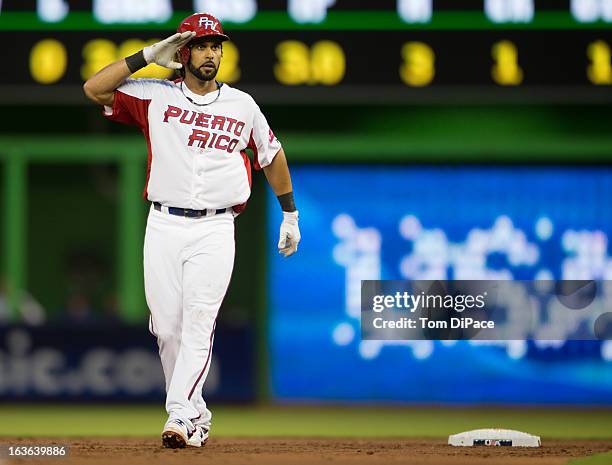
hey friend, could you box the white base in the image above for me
[448,429,541,447]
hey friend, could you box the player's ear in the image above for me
[174,51,185,77]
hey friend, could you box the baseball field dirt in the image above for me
[2,406,611,464]
[2,438,611,465]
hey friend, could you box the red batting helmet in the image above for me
[177,13,230,65]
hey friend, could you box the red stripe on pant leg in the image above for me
[187,320,217,401]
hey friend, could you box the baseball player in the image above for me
[83,13,300,449]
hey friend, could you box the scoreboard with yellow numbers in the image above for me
[2,0,612,104]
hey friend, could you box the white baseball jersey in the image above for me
[104,78,282,211]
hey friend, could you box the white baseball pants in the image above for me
[144,204,235,431]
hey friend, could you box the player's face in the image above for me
[188,39,223,81]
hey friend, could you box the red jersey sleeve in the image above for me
[247,102,282,170]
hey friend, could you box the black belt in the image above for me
[153,202,229,218]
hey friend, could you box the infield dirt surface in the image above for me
[3,438,611,465]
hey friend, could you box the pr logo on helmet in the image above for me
[198,17,219,32]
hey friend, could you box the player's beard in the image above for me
[188,59,218,81]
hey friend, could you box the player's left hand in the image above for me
[278,210,300,257]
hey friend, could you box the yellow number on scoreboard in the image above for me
[400,42,435,87]
[491,40,523,86]
[310,41,345,85]
[274,40,345,85]
[274,41,310,85]
[217,41,241,84]
[30,39,68,84]
[587,40,612,85]
[81,39,117,81]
